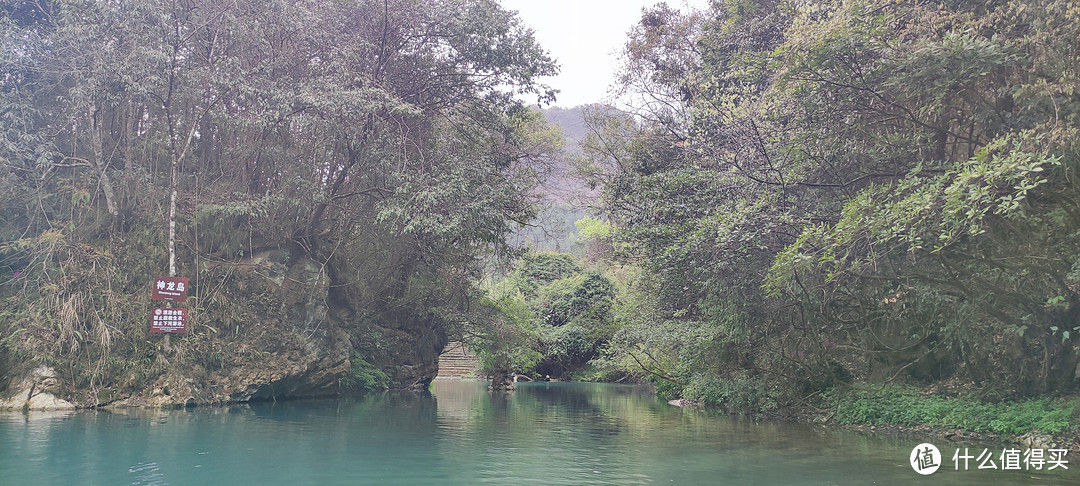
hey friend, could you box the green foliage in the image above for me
[509,252,583,296]
[543,325,593,365]
[571,216,615,262]
[471,251,617,379]
[597,274,769,407]
[832,386,1075,436]
[536,271,615,327]
[683,375,777,414]
[583,0,1080,405]
[768,132,1066,291]
[0,0,563,398]
[649,376,681,401]
[470,293,544,375]
[574,217,612,239]
[341,353,390,393]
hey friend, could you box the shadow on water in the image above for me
[1,381,1077,485]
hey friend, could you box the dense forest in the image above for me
[2,0,1080,420]
[473,0,1080,416]
[569,0,1080,406]
[0,0,559,406]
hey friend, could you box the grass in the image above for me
[829,385,1076,436]
[341,352,390,393]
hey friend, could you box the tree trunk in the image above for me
[91,106,119,219]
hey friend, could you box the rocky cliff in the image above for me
[0,241,449,410]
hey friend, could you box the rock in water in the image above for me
[0,367,76,411]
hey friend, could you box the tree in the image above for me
[470,252,617,380]
[589,0,1080,405]
[0,0,561,399]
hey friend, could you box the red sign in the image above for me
[152,276,189,302]
[150,308,187,333]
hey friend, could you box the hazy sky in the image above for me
[499,0,710,108]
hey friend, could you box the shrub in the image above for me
[683,375,777,413]
[832,385,1075,435]
[341,353,390,393]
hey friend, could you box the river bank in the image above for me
[7,363,1078,460]
[662,379,1080,452]
[769,384,1080,454]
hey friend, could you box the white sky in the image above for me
[500,0,711,108]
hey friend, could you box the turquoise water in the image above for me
[1,380,1076,485]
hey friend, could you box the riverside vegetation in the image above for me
[3,0,1080,447]
[467,0,1080,446]
[0,0,559,406]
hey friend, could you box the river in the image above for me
[1,380,1076,485]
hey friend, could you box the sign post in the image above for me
[152,276,189,302]
[151,276,189,350]
[150,308,187,333]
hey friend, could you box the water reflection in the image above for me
[1,382,1078,485]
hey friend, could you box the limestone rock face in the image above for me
[2,248,447,409]
[107,351,352,408]
[224,353,352,402]
[26,392,77,411]
[94,253,352,408]
[356,321,445,391]
[0,388,31,410]
[0,367,76,411]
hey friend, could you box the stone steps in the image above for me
[437,341,481,378]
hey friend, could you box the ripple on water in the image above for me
[128,461,169,486]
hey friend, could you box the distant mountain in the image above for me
[541,105,590,143]
[511,105,601,252]
[537,104,599,206]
